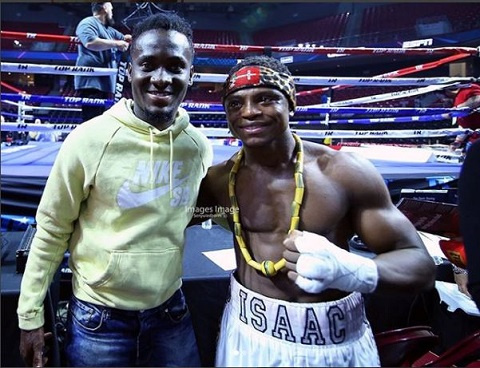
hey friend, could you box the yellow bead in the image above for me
[261,260,277,277]
[290,216,299,230]
[291,201,300,217]
[294,187,304,203]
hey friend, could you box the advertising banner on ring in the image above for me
[114,50,131,103]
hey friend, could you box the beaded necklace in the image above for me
[228,133,304,277]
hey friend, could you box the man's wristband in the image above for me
[452,264,468,275]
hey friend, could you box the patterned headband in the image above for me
[222,65,297,111]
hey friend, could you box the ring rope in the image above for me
[22,106,82,112]
[1,122,470,139]
[2,62,117,76]
[290,76,475,86]
[288,113,467,125]
[2,93,472,117]
[0,114,466,125]
[183,112,466,125]
[186,112,470,125]
[2,62,477,87]
[2,30,479,56]
[2,122,80,132]
[2,93,112,107]
[294,106,472,116]
[1,112,34,120]
[2,32,475,133]
[2,99,20,107]
[199,128,470,139]
[1,80,24,94]
[310,84,464,107]
[297,52,473,97]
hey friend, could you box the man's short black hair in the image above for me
[91,2,106,13]
[131,12,194,54]
[227,55,292,79]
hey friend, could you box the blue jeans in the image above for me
[64,289,201,367]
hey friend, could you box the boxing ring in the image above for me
[2,30,479,222]
[0,138,466,180]
[2,25,480,368]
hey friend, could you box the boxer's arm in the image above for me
[284,152,435,295]
[349,158,436,294]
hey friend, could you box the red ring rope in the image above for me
[1,30,478,56]
[296,53,473,97]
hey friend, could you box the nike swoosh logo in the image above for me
[117,176,188,209]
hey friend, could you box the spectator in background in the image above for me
[451,83,480,130]
[446,83,480,152]
[29,119,59,142]
[457,139,480,310]
[28,118,41,141]
[440,84,479,300]
[0,115,9,144]
[74,2,131,123]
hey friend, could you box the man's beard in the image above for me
[106,16,115,27]
[144,110,176,129]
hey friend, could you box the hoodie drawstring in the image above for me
[148,127,174,197]
[169,130,174,199]
[149,127,154,189]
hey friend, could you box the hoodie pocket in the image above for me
[84,249,181,295]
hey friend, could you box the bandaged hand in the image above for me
[283,230,378,294]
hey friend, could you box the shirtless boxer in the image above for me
[195,55,436,367]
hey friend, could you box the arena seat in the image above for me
[374,325,439,367]
[252,13,350,47]
[416,330,480,367]
[360,3,480,45]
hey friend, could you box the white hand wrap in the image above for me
[294,231,378,294]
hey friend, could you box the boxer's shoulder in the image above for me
[303,142,368,176]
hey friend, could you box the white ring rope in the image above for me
[1,122,470,140]
[291,76,476,86]
[198,127,470,139]
[2,122,79,132]
[308,84,461,107]
[22,106,82,112]
[2,100,20,107]
[1,63,118,76]
[2,94,472,116]
[2,94,471,116]
[199,128,470,139]
[2,62,477,86]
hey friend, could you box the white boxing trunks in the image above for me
[215,274,380,367]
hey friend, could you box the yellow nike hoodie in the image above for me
[17,98,213,330]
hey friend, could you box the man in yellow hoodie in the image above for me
[17,12,212,367]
